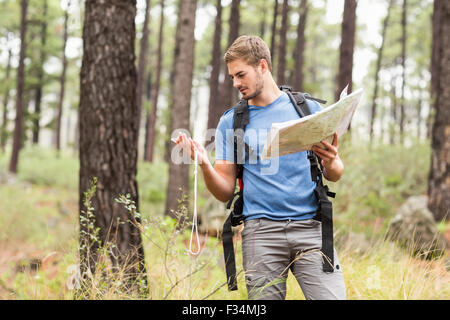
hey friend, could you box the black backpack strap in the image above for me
[309,153,336,272]
[280,85,327,106]
[233,99,250,178]
[222,213,237,290]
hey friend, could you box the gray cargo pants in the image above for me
[241,217,346,300]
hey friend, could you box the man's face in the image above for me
[227,59,264,100]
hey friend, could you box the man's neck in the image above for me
[248,80,282,107]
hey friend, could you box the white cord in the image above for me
[188,146,201,255]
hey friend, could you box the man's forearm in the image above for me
[200,160,236,203]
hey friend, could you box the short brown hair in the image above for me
[224,35,272,71]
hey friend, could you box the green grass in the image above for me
[0,139,448,300]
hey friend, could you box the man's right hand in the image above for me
[174,132,237,203]
[174,132,209,166]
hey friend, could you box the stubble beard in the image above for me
[242,73,264,101]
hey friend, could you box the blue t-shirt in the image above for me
[215,92,322,221]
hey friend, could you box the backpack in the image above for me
[222,85,336,291]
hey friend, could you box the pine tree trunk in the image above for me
[1,45,12,152]
[428,0,450,222]
[145,0,165,162]
[9,0,28,174]
[430,0,441,104]
[270,0,279,71]
[389,76,398,145]
[136,0,151,156]
[33,0,48,145]
[277,0,289,85]
[219,0,240,114]
[259,2,266,38]
[56,0,70,151]
[369,0,393,143]
[165,0,197,219]
[428,0,441,141]
[143,71,151,160]
[399,0,407,144]
[292,0,307,91]
[417,94,422,140]
[335,0,357,102]
[78,0,148,295]
[206,0,222,141]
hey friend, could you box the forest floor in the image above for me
[0,138,449,300]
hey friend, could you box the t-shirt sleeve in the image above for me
[214,110,235,162]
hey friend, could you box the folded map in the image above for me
[261,87,364,160]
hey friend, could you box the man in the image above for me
[175,35,346,300]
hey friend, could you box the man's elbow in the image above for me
[325,165,344,182]
[216,191,235,203]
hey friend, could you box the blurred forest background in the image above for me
[0,0,449,299]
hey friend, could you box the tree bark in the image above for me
[33,0,48,145]
[78,0,148,295]
[369,0,393,143]
[270,0,279,71]
[335,0,357,102]
[143,71,151,160]
[399,0,407,144]
[205,0,222,141]
[292,0,308,91]
[165,0,197,220]
[1,43,12,152]
[56,0,70,151]
[389,76,398,145]
[219,0,240,114]
[259,2,267,38]
[430,0,441,104]
[428,0,441,141]
[9,0,28,174]
[416,93,422,140]
[144,0,165,162]
[428,0,450,222]
[136,0,151,155]
[277,0,289,85]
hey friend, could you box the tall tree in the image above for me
[335,0,357,101]
[1,35,12,152]
[205,0,222,140]
[277,0,289,85]
[369,0,394,142]
[32,0,48,145]
[389,75,398,145]
[136,0,151,154]
[165,0,197,219]
[9,0,28,174]
[416,90,422,140]
[55,0,70,151]
[259,1,267,38]
[399,0,407,144]
[78,0,148,295]
[270,0,279,69]
[292,0,308,91]
[428,0,441,140]
[428,0,450,222]
[144,0,164,162]
[219,0,240,114]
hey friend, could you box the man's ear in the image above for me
[259,59,269,73]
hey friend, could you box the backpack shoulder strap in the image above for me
[280,85,327,118]
[232,99,249,179]
[233,99,249,130]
